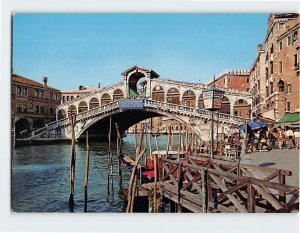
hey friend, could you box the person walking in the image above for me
[277,126,285,150]
[294,130,300,150]
[285,127,294,149]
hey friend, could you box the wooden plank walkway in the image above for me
[140,157,299,213]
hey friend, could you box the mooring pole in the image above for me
[84,131,90,212]
[115,123,122,190]
[69,113,76,211]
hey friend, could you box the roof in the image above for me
[62,86,101,94]
[121,65,159,78]
[12,74,59,91]
[278,112,300,124]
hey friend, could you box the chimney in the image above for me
[98,83,101,88]
[257,44,263,53]
[43,77,48,87]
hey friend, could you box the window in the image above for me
[49,107,54,115]
[17,104,22,113]
[35,106,40,114]
[246,78,249,83]
[279,23,284,30]
[293,31,298,43]
[270,44,273,54]
[228,77,231,83]
[287,36,292,46]
[287,102,291,112]
[39,91,44,99]
[35,89,44,98]
[266,68,269,79]
[50,92,53,100]
[40,106,44,114]
[22,87,27,96]
[285,84,292,94]
[270,82,274,94]
[294,54,298,67]
[23,104,27,113]
[234,111,238,116]
[16,86,22,95]
[270,61,273,75]
[266,86,269,97]
[279,61,283,73]
[278,41,283,51]
[239,99,244,104]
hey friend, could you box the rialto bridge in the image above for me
[29,66,253,141]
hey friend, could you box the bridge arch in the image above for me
[15,118,31,138]
[166,87,180,105]
[113,89,124,101]
[58,109,67,120]
[101,93,112,105]
[219,96,230,115]
[78,101,88,113]
[89,97,100,109]
[182,89,196,107]
[231,97,251,118]
[75,107,202,140]
[152,85,165,102]
[68,105,77,116]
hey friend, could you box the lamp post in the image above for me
[203,86,225,159]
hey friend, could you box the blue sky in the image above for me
[13,13,269,90]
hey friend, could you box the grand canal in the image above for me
[12,134,177,212]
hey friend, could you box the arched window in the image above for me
[166,88,180,104]
[182,90,196,107]
[101,93,112,105]
[152,85,164,102]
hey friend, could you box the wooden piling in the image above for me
[107,116,113,195]
[84,131,90,212]
[279,172,286,202]
[126,148,147,213]
[115,123,122,190]
[69,113,76,211]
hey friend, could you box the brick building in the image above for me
[250,44,267,117]
[250,13,299,120]
[12,74,62,138]
[208,70,251,118]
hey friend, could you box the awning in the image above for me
[277,112,300,124]
[239,121,268,132]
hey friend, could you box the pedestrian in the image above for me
[267,135,273,151]
[277,126,285,150]
[285,126,295,149]
[294,130,300,150]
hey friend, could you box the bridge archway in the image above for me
[198,94,204,109]
[152,85,164,102]
[113,89,124,101]
[219,96,230,114]
[68,105,77,116]
[128,72,147,98]
[78,101,88,113]
[15,118,31,138]
[89,97,100,109]
[101,93,112,105]
[182,90,196,107]
[58,109,67,120]
[166,87,180,105]
[232,98,251,118]
[75,107,201,140]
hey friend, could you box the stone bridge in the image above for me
[30,66,252,141]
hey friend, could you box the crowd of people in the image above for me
[247,125,299,153]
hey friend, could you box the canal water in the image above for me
[12,134,178,213]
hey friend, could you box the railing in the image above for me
[30,99,247,139]
[161,158,299,213]
[144,99,247,124]
[58,81,124,108]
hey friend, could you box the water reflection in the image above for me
[12,134,178,212]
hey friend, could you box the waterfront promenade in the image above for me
[241,149,299,187]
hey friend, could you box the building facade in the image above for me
[12,74,62,138]
[208,69,251,118]
[250,44,267,118]
[251,13,299,120]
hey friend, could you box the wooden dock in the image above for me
[137,157,299,213]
